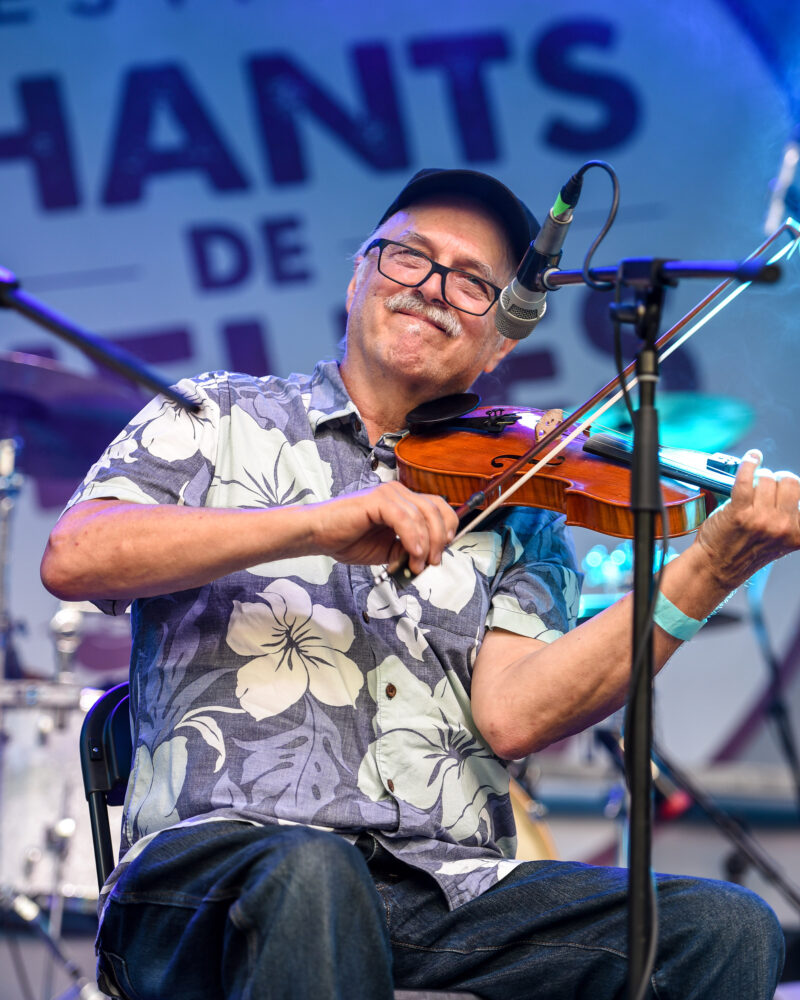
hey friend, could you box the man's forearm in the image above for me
[472,541,734,759]
[40,499,321,601]
[40,484,458,603]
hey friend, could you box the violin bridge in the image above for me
[535,408,565,441]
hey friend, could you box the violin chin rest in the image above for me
[406,392,481,431]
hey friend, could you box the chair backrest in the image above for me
[77,681,482,999]
[79,682,132,890]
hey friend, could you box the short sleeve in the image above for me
[61,374,227,615]
[65,374,226,513]
[484,508,582,642]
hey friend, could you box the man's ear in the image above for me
[483,335,518,374]
[345,258,363,313]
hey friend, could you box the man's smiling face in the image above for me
[342,195,518,410]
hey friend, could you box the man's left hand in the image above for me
[695,449,800,591]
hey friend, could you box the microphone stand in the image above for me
[588,256,779,1000]
[612,258,665,1000]
[0,265,199,413]
[398,247,783,993]
[746,566,800,819]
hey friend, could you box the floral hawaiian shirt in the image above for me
[68,360,581,910]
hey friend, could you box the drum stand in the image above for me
[1,887,105,999]
[41,786,79,1000]
[0,436,24,680]
[594,727,800,919]
[0,443,99,998]
[1,693,99,1000]
[0,276,198,1000]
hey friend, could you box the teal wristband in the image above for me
[653,592,707,641]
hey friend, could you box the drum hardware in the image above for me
[0,293,196,998]
[0,355,143,947]
[23,846,44,881]
[49,604,86,686]
[0,683,102,897]
[41,786,79,1000]
[49,601,132,688]
[0,885,105,1000]
[0,435,26,681]
[47,816,78,857]
[0,682,108,1000]
[594,726,800,917]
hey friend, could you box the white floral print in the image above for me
[209,413,337,584]
[130,381,219,462]
[68,362,581,910]
[127,736,189,839]
[227,579,364,719]
[367,585,429,660]
[175,705,246,773]
[358,658,508,842]
[211,411,333,508]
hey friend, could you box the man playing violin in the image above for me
[41,168,797,999]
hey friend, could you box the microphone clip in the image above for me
[516,247,563,293]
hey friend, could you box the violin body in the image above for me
[395,406,714,539]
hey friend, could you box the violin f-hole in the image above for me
[490,452,566,470]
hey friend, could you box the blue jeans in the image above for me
[96,821,784,1000]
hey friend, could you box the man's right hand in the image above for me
[40,484,458,603]
[311,481,458,575]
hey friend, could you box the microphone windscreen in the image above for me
[494,286,546,340]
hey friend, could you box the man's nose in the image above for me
[414,270,448,307]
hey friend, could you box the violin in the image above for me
[395,403,723,539]
[379,219,799,583]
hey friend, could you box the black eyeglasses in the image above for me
[365,239,502,316]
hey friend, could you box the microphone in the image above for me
[764,125,800,234]
[495,171,585,340]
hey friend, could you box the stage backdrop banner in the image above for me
[1,0,799,764]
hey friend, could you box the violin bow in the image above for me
[448,219,800,543]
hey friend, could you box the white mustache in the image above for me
[384,290,463,339]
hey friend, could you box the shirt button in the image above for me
[362,611,370,624]
[385,683,396,699]
[371,456,379,471]
[387,779,395,792]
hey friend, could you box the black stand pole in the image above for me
[0,265,199,413]
[611,260,671,1000]
[605,255,781,999]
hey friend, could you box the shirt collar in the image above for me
[306,359,360,433]
[305,360,407,457]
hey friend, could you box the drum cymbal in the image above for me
[598,392,754,452]
[0,352,146,479]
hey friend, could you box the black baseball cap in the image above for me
[377,168,539,264]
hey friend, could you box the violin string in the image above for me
[375,222,800,586]
[452,222,800,542]
[658,232,800,364]
[450,390,631,540]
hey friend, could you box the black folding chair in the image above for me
[80,683,481,1000]
[80,682,131,889]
